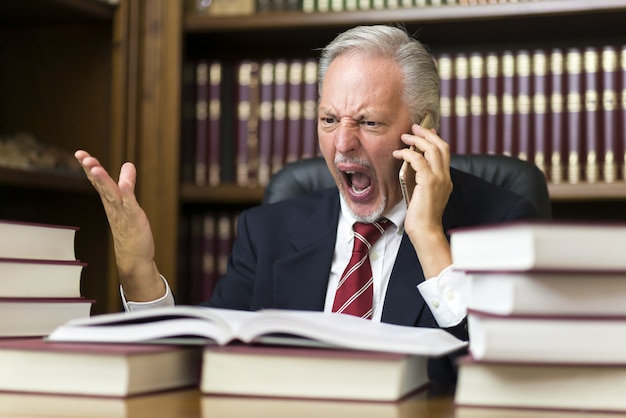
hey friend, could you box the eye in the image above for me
[320,117,336,125]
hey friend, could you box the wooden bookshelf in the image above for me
[125,0,626,303]
[0,0,129,314]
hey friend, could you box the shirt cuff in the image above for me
[121,275,175,312]
[417,265,470,328]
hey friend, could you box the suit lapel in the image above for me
[381,234,429,326]
[273,191,340,311]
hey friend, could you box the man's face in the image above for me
[318,53,413,222]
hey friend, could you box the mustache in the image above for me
[333,155,375,172]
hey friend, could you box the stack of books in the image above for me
[46,305,467,401]
[450,221,626,415]
[0,219,93,337]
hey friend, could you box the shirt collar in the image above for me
[339,195,407,236]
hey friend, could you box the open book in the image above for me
[47,306,466,357]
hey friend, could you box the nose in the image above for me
[334,118,360,154]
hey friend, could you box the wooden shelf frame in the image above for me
[184,0,626,32]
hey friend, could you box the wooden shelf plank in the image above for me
[184,0,626,32]
[549,182,626,201]
[0,166,94,193]
[181,181,626,205]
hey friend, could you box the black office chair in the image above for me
[262,155,552,219]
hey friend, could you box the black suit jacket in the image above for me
[205,167,539,387]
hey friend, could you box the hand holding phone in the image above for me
[399,113,434,207]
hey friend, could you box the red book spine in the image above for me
[566,47,583,184]
[202,212,218,302]
[257,59,275,187]
[195,60,209,185]
[515,50,532,163]
[550,48,566,184]
[583,47,601,183]
[286,59,304,164]
[216,212,235,279]
[272,59,288,175]
[437,53,453,149]
[601,46,619,183]
[301,58,319,159]
[469,52,485,154]
[532,49,549,177]
[453,53,469,154]
[620,45,626,181]
[246,61,261,187]
[485,51,502,155]
[208,61,222,186]
[236,60,252,186]
[501,50,516,157]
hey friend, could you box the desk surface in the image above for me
[0,388,455,418]
[0,389,612,418]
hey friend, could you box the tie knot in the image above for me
[352,219,390,254]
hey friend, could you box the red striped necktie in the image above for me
[332,218,391,319]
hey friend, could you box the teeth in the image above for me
[351,185,367,194]
[346,171,355,174]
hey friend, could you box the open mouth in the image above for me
[345,170,372,195]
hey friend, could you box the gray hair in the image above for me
[318,25,440,129]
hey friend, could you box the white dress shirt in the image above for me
[123,197,469,327]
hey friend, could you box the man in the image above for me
[75,25,538,387]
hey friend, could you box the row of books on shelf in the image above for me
[187,0,542,16]
[182,42,626,190]
[179,210,240,305]
[180,56,321,188]
[438,43,626,185]
[0,219,92,338]
[450,221,626,415]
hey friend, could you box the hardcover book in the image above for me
[0,220,77,261]
[0,258,85,298]
[0,298,93,337]
[584,46,601,183]
[47,306,467,357]
[450,221,626,271]
[201,344,429,401]
[455,356,626,413]
[565,47,583,184]
[467,309,626,364]
[601,45,619,183]
[0,338,201,397]
[468,270,626,317]
[194,60,209,186]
